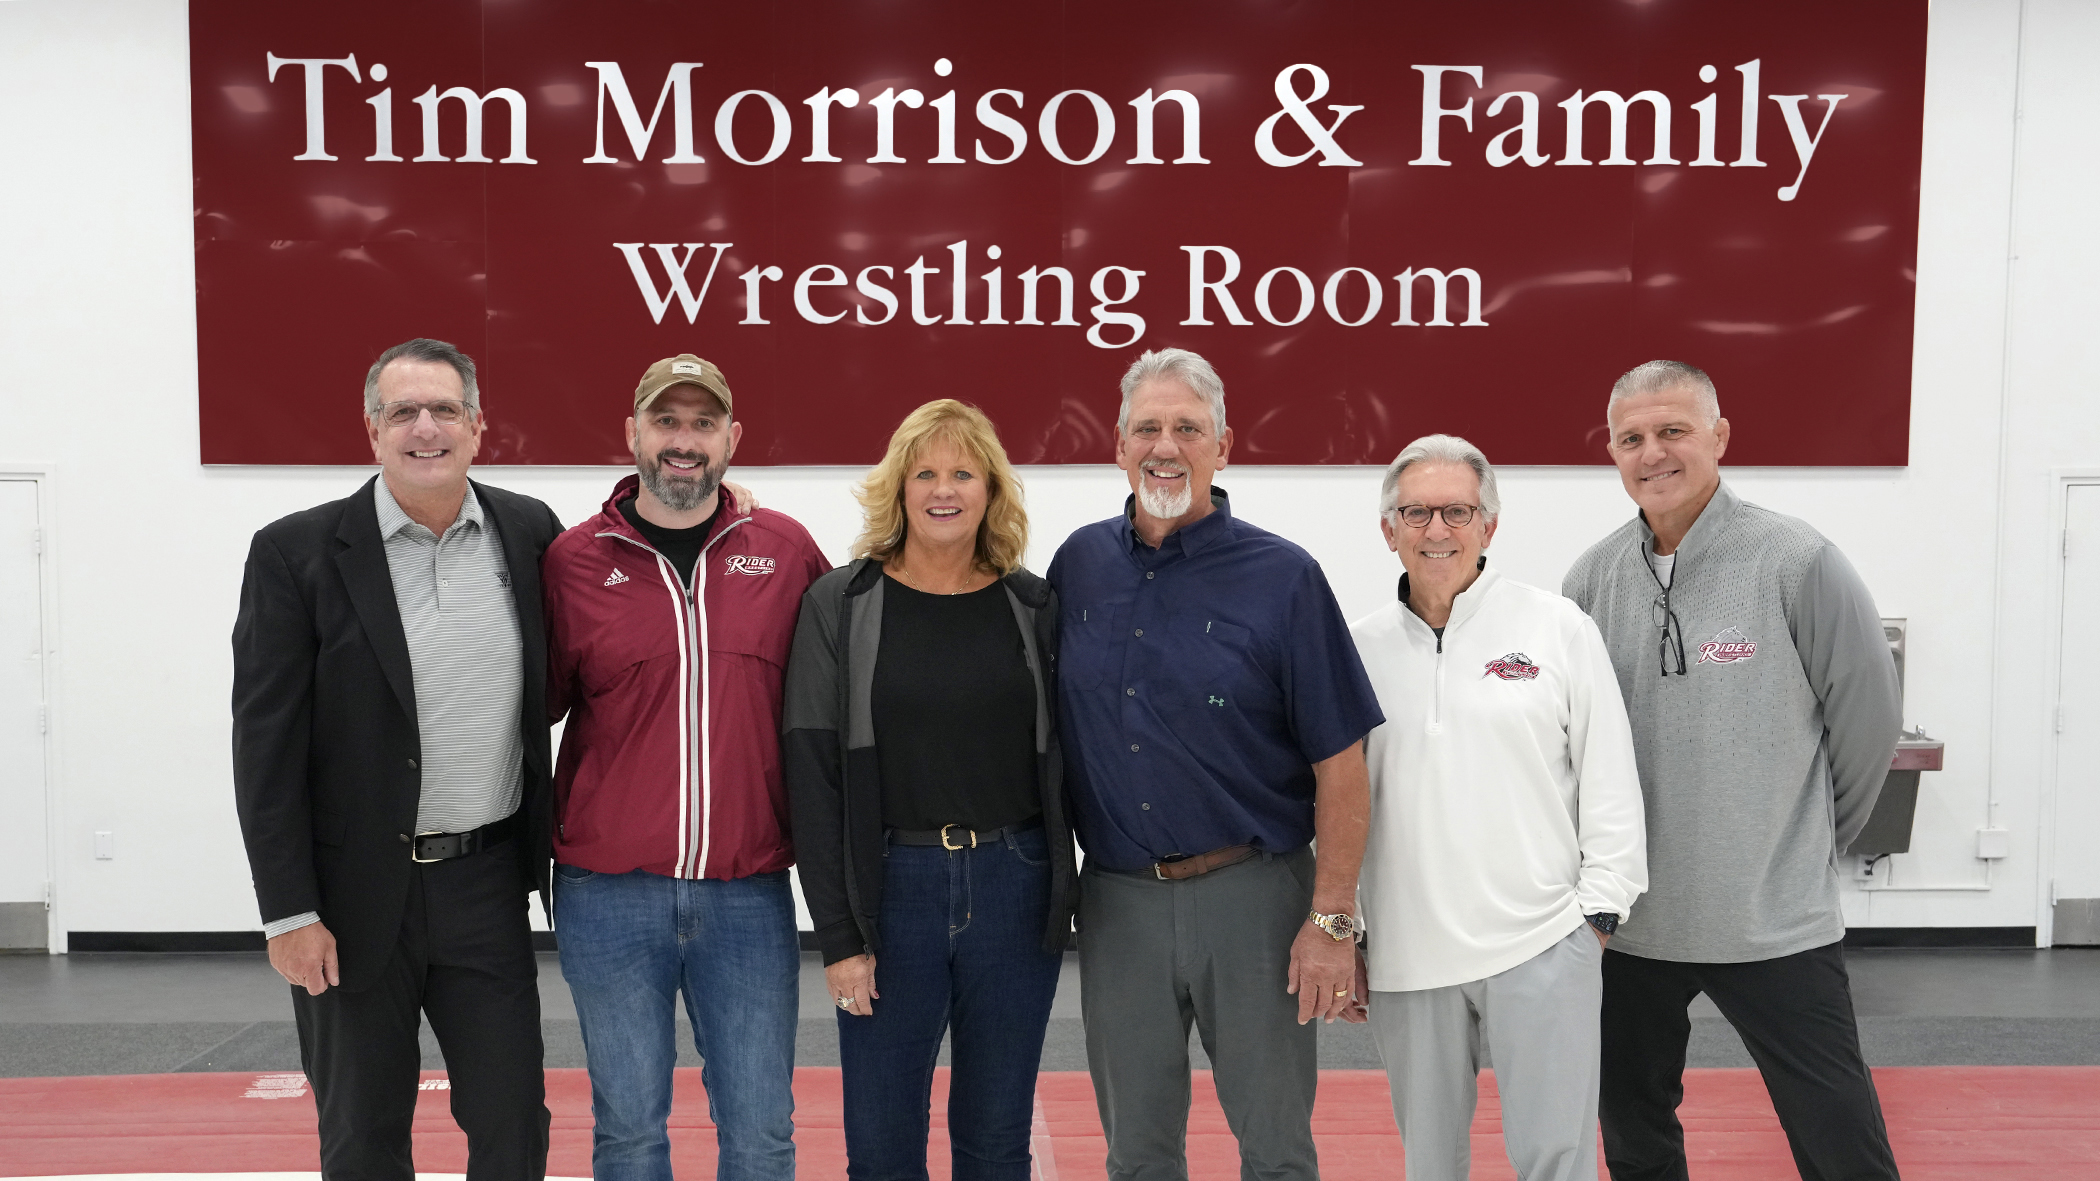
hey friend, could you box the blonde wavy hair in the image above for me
[852,399,1029,574]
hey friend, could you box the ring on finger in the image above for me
[836,995,853,1010]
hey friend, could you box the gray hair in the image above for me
[1117,347,1226,436]
[363,338,481,415]
[1608,359,1719,427]
[1380,434,1501,522]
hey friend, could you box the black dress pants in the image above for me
[1599,942,1899,1181]
[291,840,550,1181]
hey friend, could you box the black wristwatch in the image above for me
[1585,912,1618,936]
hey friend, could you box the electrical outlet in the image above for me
[1977,827,2011,860]
[1853,855,1881,883]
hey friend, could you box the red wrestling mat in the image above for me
[2,1067,2097,1180]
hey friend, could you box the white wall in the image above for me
[0,0,2084,946]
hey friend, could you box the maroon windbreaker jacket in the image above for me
[545,478,830,879]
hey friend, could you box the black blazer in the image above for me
[231,475,563,992]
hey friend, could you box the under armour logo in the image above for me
[604,568,630,587]
[1208,695,1226,707]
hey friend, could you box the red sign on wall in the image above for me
[191,1,1925,465]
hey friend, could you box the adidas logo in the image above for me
[604,568,630,587]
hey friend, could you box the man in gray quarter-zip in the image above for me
[1564,360,1903,1181]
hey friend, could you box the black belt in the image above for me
[888,818,1042,849]
[409,812,520,863]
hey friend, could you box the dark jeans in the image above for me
[838,825,1064,1181]
[554,866,800,1181]
[291,839,549,1181]
[1599,942,1900,1181]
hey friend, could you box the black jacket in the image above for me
[783,559,1079,965]
[230,475,563,991]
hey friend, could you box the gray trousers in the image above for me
[1370,924,1605,1181]
[1078,847,1319,1181]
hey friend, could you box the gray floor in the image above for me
[4,948,2099,1078]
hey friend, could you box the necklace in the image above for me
[888,563,989,596]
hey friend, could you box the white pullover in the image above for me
[1353,566,1647,993]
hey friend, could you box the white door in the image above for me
[2054,484,2100,941]
[0,479,46,948]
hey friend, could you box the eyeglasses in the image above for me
[374,399,471,428]
[1390,503,1479,529]
[1652,588,1687,677]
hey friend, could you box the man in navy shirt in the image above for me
[1048,347,1383,1181]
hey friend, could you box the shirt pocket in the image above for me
[1059,601,1122,691]
[1160,618,1282,720]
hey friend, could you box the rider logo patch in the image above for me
[1483,652,1542,680]
[1698,627,1758,664]
[723,554,776,576]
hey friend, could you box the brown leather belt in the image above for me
[1152,844,1257,881]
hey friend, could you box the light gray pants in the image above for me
[1369,924,1605,1181]
[1078,847,1319,1181]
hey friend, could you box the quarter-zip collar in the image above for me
[1395,560,1500,641]
[592,473,751,554]
[1392,565,1501,737]
[1635,479,1741,580]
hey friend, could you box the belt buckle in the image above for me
[940,824,976,851]
[411,830,445,863]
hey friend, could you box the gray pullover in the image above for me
[1563,481,1900,962]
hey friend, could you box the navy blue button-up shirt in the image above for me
[1047,492,1383,872]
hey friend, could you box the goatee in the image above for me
[1137,481,1192,521]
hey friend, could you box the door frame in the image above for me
[2037,469,2100,947]
[0,466,57,952]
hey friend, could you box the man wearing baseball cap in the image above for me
[543,354,830,1181]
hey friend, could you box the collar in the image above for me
[374,475,482,541]
[1122,486,1232,555]
[1395,560,1498,634]
[596,473,746,542]
[1634,479,1740,577]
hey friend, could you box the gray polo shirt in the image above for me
[264,478,524,940]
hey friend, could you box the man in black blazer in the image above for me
[232,338,563,1180]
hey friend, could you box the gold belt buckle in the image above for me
[940,824,977,851]
[411,830,445,863]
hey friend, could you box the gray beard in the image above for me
[1138,480,1192,521]
[639,452,721,512]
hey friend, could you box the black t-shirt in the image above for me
[619,495,720,587]
[872,574,1040,831]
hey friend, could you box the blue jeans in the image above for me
[839,825,1064,1181]
[554,865,798,1181]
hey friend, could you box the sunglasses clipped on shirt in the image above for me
[1651,583,1688,677]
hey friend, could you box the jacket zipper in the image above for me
[596,514,751,878]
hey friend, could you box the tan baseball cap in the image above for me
[634,353,734,415]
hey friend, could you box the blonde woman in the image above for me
[783,399,1075,1180]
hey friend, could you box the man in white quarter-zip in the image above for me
[1350,434,1647,1181]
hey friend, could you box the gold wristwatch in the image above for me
[1307,909,1358,942]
